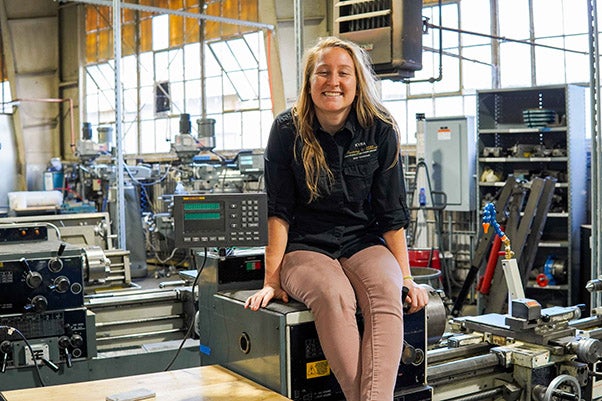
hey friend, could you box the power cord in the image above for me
[0,325,46,387]
[163,247,206,371]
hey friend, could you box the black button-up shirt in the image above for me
[265,109,410,259]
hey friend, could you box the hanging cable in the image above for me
[163,247,207,371]
[0,326,46,387]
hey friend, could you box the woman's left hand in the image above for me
[403,277,430,314]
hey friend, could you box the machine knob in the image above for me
[49,276,71,293]
[48,258,63,273]
[70,334,84,359]
[59,335,70,348]
[20,258,43,288]
[70,334,83,348]
[0,340,11,373]
[25,271,43,289]
[25,295,48,313]
[401,341,417,365]
[570,338,602,364]
[0,340,10,354]
[48,243,67,273]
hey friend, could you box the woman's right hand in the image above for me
[244,285,289,311]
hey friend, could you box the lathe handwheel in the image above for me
[543,374,581,401]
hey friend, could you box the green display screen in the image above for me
[184,202,220,211]
[184,212,221,220]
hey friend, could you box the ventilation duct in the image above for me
[333,0,424,80]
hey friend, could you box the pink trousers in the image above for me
[280,245,404,401]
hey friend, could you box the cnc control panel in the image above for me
[173,193,268,248]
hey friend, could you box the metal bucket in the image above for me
[410,267,442,289]
[410,267,446,345]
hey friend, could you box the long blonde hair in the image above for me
[292,36,401,202]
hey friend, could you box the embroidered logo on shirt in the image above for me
[344,144,377,161]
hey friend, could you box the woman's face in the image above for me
[310,46,357,122]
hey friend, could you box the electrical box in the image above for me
[424,116,476,212]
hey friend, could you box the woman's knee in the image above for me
[344,248,403,314]
[310,285,357,316]
[281,251,357,314]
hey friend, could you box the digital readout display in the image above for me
[182,201,224,231]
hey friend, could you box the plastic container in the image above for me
[8,191,63,211]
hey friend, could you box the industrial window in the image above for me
[205,32,272,150]
[409,2,462,96]
[382,0,591,145]
[530,0,589,86]
[83,0,270,154]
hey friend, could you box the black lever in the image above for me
[402,286,410,312]
[41,357,60,372]
[63,347,72,368]
[0,341,10,373]
[57,243,66,256]
[58,336,72,368]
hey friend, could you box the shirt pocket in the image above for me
[342,159,378,203]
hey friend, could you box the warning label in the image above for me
[437,128,451,140]
[306,360,331,379]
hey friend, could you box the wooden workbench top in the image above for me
[1,365,291,401]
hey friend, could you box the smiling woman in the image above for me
[309,46,357,134]
[310,47,357,135]
[244,36,429,401]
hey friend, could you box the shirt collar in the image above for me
[342,109,360,137]
[312,108,359,137]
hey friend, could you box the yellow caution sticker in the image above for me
[306,360,330,379]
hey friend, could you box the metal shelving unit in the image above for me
[476,85,587,307]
